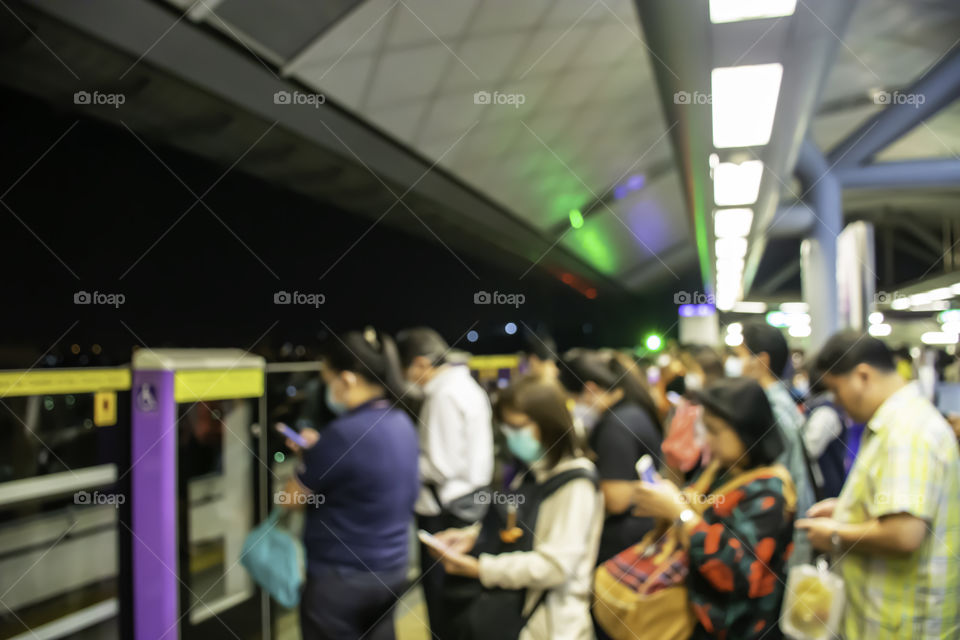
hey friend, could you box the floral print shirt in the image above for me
[687,466,797,640]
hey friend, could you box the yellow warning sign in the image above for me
[94,391,117,426]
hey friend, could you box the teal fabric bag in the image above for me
[241,507,305,608]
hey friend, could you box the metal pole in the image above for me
[797,140,842,351]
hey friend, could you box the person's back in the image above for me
[589,400,662,562]
[764,380,816,566]
[802,391,848,498]
[286,329,420,640]
[299,399,419,571]
[418,364,493,516]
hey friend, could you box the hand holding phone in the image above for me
[418,529,454,556]
[275,422,309,449]
[635,454,659,484]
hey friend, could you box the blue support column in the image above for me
[797,140,842,352]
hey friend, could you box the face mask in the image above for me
[794,376,810,396]
[503,425,543,464]
[724,356,744,378]
[325,384,348,415]
[684,372,704,392]
[572,403,601,431]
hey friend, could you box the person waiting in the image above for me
[631,377,796,639]
[281,330,419,640]
[396,326,494,636]
[558,350,663,565]
[431,376,603,640]
[798,332,960,639]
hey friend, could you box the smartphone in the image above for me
[635,454,658,484]
[275,422,309,448]
[417,529,453,555]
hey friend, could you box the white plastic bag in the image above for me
[780,557,845,640]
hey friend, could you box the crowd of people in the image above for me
[277,323,960,640]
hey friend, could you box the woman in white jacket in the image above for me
[432,377,605,640]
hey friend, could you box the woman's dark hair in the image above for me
[395,327,449,369]
[319,329,422,416]
[558,350,661,432]
[496,376,584,469]
[742,322,790,379]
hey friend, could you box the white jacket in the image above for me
[477,456,604,640]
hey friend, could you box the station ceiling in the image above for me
[3,0,959,299]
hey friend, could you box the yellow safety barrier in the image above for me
[174,368,264,403]
[0,368,131,398]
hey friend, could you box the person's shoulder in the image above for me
[886,400,956,453]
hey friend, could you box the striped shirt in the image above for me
[834,382,960,639]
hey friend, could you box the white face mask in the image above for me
[572,402,601,431]
[684,372,704,392]
[724,356,744,378]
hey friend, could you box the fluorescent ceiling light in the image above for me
[922,332,959,346]
[779,302,809,314]
[732,301,767,314]
[788,324,812,338]
[942,322,960,335]
[716,237,748,260]
[891,297,910,310]
[928,287,953,301]
[868,312,884,325]
[951,283,960,295]
[714,208,753,238]
[716,258,744,275]
[727,322,743,334]
[714,160,763,206]
[725,333,744,346]
[868,323,892,337]
[712,63,784,148]
[716,294,737,311]
[710,0,797,23]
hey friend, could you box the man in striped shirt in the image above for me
[798,332,960,639]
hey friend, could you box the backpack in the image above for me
[445,465,600,640]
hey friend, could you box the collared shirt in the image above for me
[764,381,816,568]
[415,364,494,516]
[834,382,960,639]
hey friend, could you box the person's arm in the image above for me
[797,513,927,555]
[802,406,843,459]
[476,478,599,590]
[799,426,944,556]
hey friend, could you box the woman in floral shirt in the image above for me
[632,377,797,639]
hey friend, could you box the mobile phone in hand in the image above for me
[418,529,453,555]
[635,454,659,484]
[275,422,309,448]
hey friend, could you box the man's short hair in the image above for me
[814,330,895,375]
[742,322,790,379]
[395,327,449,369]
